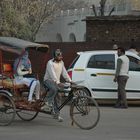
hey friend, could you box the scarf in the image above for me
[13,51,31,73]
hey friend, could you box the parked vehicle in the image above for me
[68,50,140,99]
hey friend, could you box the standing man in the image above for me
[114,47,129,108]
[42,49,72,121]
[128,45,140,56]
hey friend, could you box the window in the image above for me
[127,56,140,71]
[68,55,80,69]
[56,33,63,42]
[69,33,76,42]
[87,54,115,69]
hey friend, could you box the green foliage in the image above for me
[0,0,87,41]
[0,0,59,41]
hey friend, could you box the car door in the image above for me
[126,54,140,99]
[85,53,117,99]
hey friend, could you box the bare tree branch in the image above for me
[92,4,97,17]
[108,7,115,16]
[0,0,88,40]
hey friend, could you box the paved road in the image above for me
[0,106,140,140]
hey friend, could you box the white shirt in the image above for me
[119,55,129,76]
[44,59,71,84]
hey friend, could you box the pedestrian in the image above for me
[127,45,139,55]
[113,44,118,50]
[13,50,40,103]
[41,49,72,122]
[113,47,129,109]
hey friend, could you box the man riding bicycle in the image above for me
[41,49,71,122]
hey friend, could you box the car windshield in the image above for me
[68,55,80,69]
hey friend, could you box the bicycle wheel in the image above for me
[16,109,38,121]
[0,91,16,126]
[70,95,100,130]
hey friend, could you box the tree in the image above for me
[100,0,106,16]
[60,0,88,10]
[0,0,63,41]
[92,0,115,17]
[0,0,87,41]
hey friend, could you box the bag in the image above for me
[23,73,36,78]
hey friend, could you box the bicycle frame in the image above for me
[58,90,74,111]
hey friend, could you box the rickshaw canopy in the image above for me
[0,37,49,54]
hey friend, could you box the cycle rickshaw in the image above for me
[0,37,100,130]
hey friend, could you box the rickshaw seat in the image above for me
[0,79,28,89]
[2,63,13,78]
[3,63,12,72]
[1,63,28,89]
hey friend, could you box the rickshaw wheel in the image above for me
[16,109,38,121]
[0,91,16,126]
[15,90,39,121]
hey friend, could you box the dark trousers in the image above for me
[116,76,129,107]
[43,80,62,114]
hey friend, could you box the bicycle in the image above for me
[0,37,100,130]
[0,81,100,130]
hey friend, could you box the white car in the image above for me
[68,50,140,99]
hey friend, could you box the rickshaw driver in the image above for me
[13,50,40,103]
[42,49,72,122]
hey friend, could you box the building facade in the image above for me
[36,0,140,42]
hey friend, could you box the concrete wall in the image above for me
[36,15,86,42]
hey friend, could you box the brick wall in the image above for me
[2,41,140,80]
[43,41,140,68]
[86,16,140,42]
